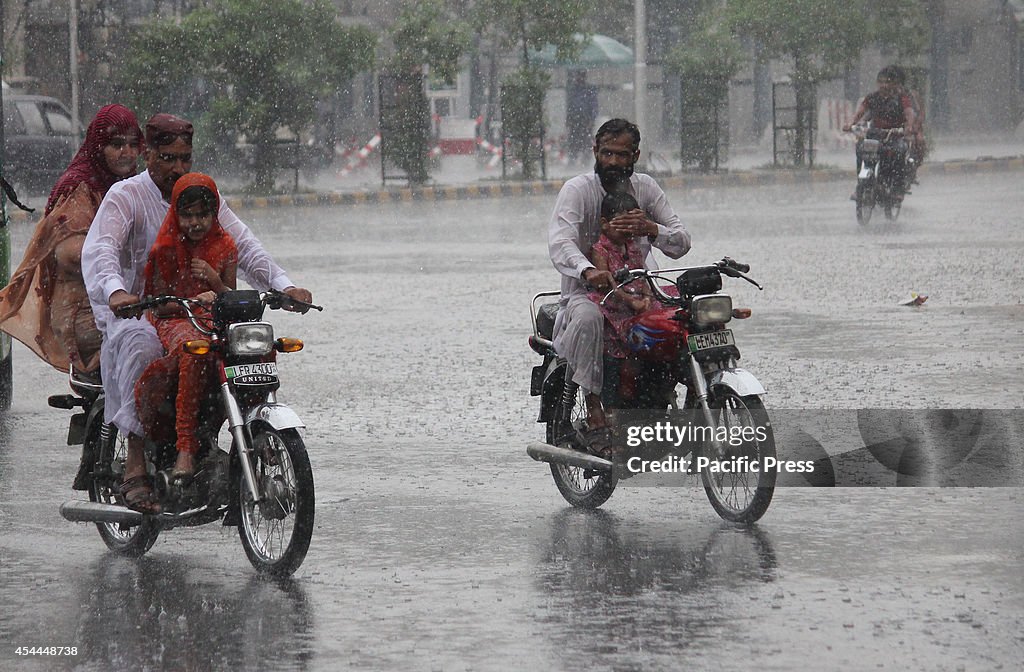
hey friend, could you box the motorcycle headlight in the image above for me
[691,294,732,326]
[227,322,275,356]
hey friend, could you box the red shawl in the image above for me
[45,104,143,214]
[144,173,237,298]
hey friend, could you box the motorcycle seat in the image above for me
[65,363,103,399]
[536,303,559,340]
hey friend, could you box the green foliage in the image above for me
[389,1,472,83]
[382,1,471,185]
[665,15,744,173]
[665,22,745,97]
[381,70,431,186]
[115,0,375,192]
[726,0,930,82]
[472,0,594,65]
[500,67,550,179]
[726,0,869,84]
[867,1,930,60]
[114,22,200,118]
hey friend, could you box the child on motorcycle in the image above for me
[140,173,237,481]
[588,192,664,402]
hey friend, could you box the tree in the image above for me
[116,0,375,192]
[665,10,746,171]
[383,0,472,185]
[725,0,931,165]
[472,0,594,178]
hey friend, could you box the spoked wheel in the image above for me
[855,180,875,225]
[698,392,776,523]
[238,428,315,577]
[87,420,161,556]
[545,377,617,509]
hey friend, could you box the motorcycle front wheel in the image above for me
[87,419,161,556]
[697,392,776,524]
[546,378,617,509]
[238,428,315,577]
[855,179,875,225]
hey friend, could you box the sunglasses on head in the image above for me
[150,131,194,148]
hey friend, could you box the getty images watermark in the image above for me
[610,409,1024,487]
[622,420,814,476]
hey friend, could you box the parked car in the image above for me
[3,93,76,197]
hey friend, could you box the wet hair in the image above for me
[877,65,902,84]
[176,185,217,213]
[594,118,641,150]
[601,191,639,220]
[889,65,907,86]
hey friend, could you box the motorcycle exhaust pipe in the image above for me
[60,500,144,525]
[527,443,612,472]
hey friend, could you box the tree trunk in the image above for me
[251,132,277,193]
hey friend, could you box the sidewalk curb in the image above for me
[5,156,1022,223]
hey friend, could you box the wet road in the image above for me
[1,171,1022,671]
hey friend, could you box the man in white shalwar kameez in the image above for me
[548,118,690,453]
[82,113,312,512]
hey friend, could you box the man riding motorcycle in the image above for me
[547,118,691,456]
[843,65,917,199]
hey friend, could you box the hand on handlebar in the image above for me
[582,268,615,292]
[110,290,144,319]
[281,286,314,313]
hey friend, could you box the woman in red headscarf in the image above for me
[0,104,143,373]
[140,173,237,479]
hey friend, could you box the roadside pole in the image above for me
[633,0,647,170]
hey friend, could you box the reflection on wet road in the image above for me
[1,172,1022,670]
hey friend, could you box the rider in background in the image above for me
[891,65,927,185]
[842,65,916,195]
[140,173,237,481]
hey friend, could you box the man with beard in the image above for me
[547,118,690,455]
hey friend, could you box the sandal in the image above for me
[119,475,161,514]
[171,452,195,484]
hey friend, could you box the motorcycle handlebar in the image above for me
[114,295,196,318]
[264,289,323,313]
[718,257,750,274]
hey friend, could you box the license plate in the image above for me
[687,329,735,353]
[225,361,278,385]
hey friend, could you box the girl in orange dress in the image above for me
[141,173,237,479]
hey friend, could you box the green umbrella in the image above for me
[530,33,634,68]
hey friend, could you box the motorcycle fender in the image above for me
[858,166,873,180]
[709,368,766,397]
[245,403,305,431]
[538,357,566,423]
[67,412,88,445]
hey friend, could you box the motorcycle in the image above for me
[849,123,913,224]
[50,289,322,577]
[527,257,776,523]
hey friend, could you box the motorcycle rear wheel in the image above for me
[87,420,161,556]
[855,180,875,225]
[698,392,776,523]
[546,379,617,509]
[238,428,315,577]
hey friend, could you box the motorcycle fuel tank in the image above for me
[622,308,685,361]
